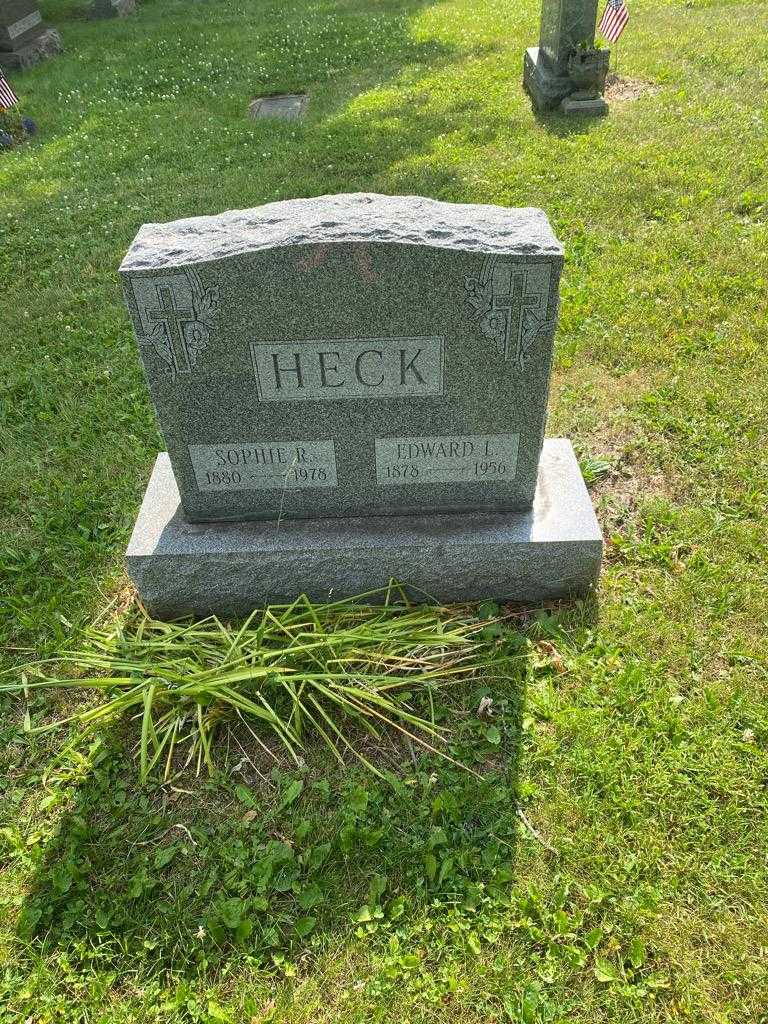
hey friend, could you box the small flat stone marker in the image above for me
[120,193,602,614]
[249,94,308,121]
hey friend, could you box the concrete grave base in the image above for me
[126,439,602,618]
[0,27,61,71]
[561,95,608,116]
[523,46,573,111]
[524,47,608,117]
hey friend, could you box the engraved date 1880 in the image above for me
[189,440,338,493]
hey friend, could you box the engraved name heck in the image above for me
[250,336,444,402]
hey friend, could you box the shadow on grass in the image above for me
[16,660,527,981]
[532,108,608,138]
[7,0,599,982]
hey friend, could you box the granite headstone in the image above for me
[120,195,563,523]
[0,0,62,71]
[121,194,602,614]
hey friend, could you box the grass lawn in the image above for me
[2,0,768,1020]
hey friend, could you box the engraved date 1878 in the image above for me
[375,434,520,487]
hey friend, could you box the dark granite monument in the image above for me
[523,0,610,115]
[120,194,602,615]
[0,0,62,71]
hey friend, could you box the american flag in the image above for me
[599,0,629,42]
[0,73,19,109]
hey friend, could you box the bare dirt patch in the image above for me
[549,364,686,536]
[605,73,660,103]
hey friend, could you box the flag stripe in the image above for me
[602,14,627,39]
[599,0,629,42]
[0,74,19,107]
[601,13,625,34]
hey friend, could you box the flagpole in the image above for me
[598,0,629,82]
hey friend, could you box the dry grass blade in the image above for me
[4,590,502,782]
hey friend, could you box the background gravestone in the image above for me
[523,0,610,114]
[91,0,135,19]
[0,0,62,71]
[121,193,602,614]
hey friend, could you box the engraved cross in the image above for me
[147,284,196,376]
[493,269,539,362]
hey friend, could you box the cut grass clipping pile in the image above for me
[5,591,508,782]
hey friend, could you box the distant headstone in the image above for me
[91,0,136,18]
[120,194,602,615]
[0,0,62,71]
[523,0,610,115]
[249,94,308,121]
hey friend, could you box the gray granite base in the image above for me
[0,27,62,71]
[126,439,602,617]
[523,47,572,112]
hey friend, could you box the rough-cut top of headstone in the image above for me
[119,193,563,272]
[120,195,564,523]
